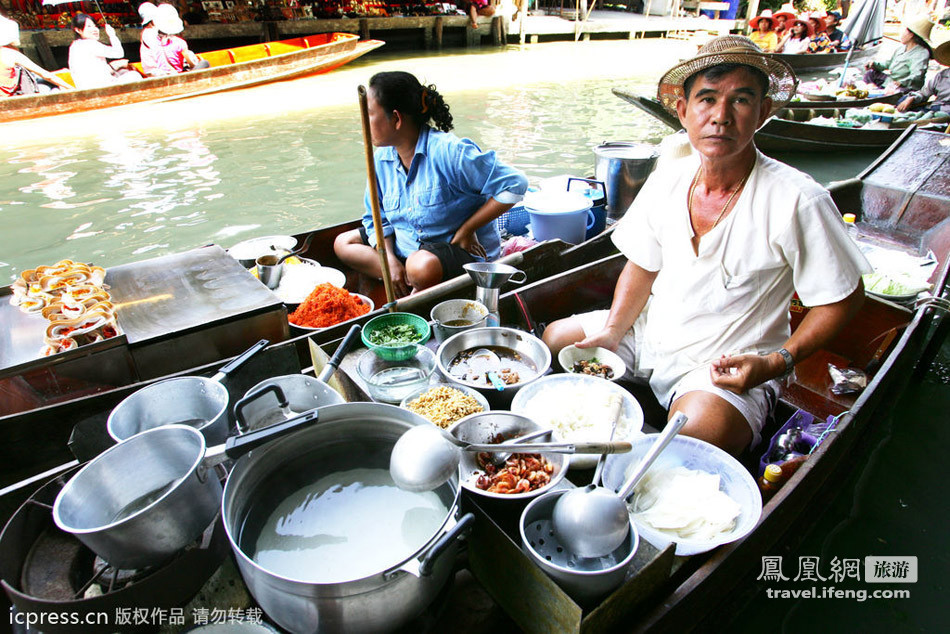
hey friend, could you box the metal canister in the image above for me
[593,142,659,221]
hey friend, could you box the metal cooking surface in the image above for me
[107,245,280,344]
[0,297,55,371]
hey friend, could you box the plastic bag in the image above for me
[828,364,867,395]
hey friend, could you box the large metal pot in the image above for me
[107,339,269,445]
[436,327,551,407]
[222,402,472,634]
[593,142,659,221]
[52,408,321,569]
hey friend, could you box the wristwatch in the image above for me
[774,348,795,379]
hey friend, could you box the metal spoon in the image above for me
[467,348,506,390]
[276,232,315,265]
[551,412,688,558]
[390,423,633,492]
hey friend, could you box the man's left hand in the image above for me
[451,228,486,258]
[710,353,784,394]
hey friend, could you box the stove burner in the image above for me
[0,467,229,634]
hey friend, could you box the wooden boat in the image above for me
[613,89,908,152]
[767,43,880,73]
[0,34,384,123]
[462,129,950,631]
[793,91,901,109]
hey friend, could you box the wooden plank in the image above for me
[359,19,370,41]
[31,32,56,70]
[434,16,444,50]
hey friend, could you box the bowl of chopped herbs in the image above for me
[361,312,431,361]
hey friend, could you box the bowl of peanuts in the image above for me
[400,383,490,429]
[448,411,567,501]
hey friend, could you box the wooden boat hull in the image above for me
[792,91,901,109]
[0,35,383,123]
[768,44,880,72]
[613,89,907,153]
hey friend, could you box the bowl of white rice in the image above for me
[510,374,644,469]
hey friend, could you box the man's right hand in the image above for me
[897,97,914,112]
[386,255,410,298]
[575,325,624,353]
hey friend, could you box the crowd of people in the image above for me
[748,3,851,54]
[0,1,208,96]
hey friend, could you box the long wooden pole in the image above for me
[357,85,396,311]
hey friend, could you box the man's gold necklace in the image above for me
[687,165,752,232]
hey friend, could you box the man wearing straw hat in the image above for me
[898,32,950,113]
[543,36,869,455]
[864,14,934,91]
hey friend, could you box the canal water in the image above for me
[0,40,945,630]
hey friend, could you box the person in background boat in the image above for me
[748,10,778,53]
[463,0,495,29]
[897,34,950,112]
[141,3,209,76]
[333,71,528,297]
[542,36,870,456]
[0,15,72,96]
[805,13,834,54]
[137,2,159,74]
[778,19,812,55]
[863,15,933,92]
[824,11,851,51]
[68,13,140,89]
[773,5,797,37]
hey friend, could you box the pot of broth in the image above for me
[436,327,551,406]
[221,402,472,634]
[430,299,489,343]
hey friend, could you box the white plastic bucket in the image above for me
[523,191,595,245]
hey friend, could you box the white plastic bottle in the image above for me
[842,213,859,241]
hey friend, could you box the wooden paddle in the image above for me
[357,84,396,312]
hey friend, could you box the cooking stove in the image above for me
[0,466,230,633]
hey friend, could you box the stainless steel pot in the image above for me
[436,327,551,407]
[593,142,659,221]
[107,339,269,445]
[232,325,361,431]
[429,298,489,343]
[53,407,321,570]
[222,402,473,634]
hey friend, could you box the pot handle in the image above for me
[316,324,361,384]
[566,177,606,196]
[204,407,320,466]
[212,339,269,383]
[233,383,289,434]
[508,269,527,285]
[586,209,596,230]
[384,512,475,580]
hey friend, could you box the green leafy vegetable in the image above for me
[368,323,419,346]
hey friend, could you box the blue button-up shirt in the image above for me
[362,126,528,261]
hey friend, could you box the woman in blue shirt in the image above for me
[334,71,528,296]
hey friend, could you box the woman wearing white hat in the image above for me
[863,14,934,92]
[145,3,209,75]
[1,15,72,95]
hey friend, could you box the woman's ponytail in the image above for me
[369,71,454,132]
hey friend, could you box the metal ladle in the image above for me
[551,412,689,558]
[390,423,633,492]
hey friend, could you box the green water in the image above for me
[0,41,946,629]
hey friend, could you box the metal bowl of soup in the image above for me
[436,328,551,405]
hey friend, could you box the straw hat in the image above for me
[749,9,774,30]
[933,30,950,66]
[0,15,20,47]
[656,35,798,117]
[903,14,935,50]
[153,3,184,35]
[138,2,158,25]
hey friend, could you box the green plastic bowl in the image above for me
[361,312,431,361]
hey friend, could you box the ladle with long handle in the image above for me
[276,232,315,265]
[390,423,632,492]
[551,412,688,559]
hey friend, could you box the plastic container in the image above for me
[758,464,783,503]
[523,190,595,245]
[538,176,607,239]
[361,312,431,361]
[601,435,762,556]
[842,213,859,241]
[356,345,436,403]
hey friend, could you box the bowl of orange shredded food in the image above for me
[448,411,566,501]
[288,283,374,331]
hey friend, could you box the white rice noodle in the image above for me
[629,466,741,541]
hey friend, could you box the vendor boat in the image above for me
[767,44,880,73]
[613,89,911,153]
[0,129,947,630]
[0,34,384,123]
